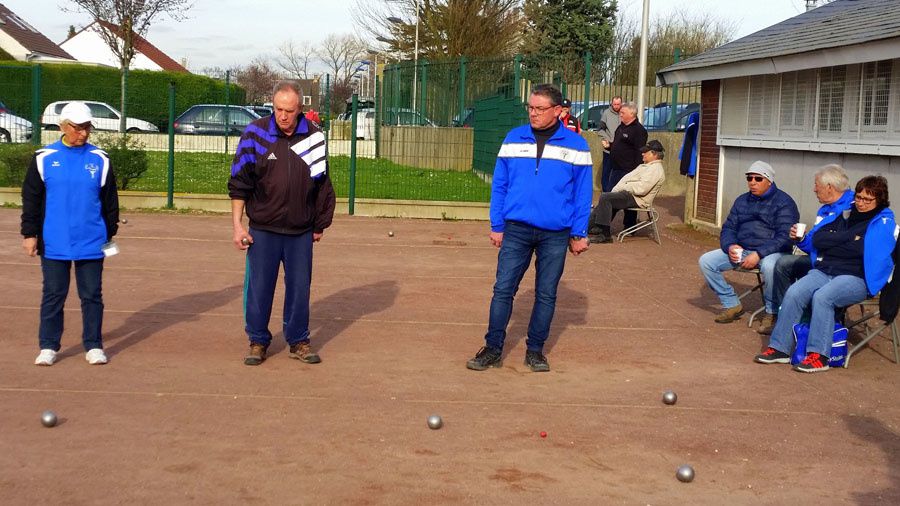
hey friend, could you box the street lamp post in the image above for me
[637,0,650,123]
[387,0,420,113]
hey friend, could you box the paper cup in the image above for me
[795,223,807,238]
[102,241,119,257]
[732,246,744,262]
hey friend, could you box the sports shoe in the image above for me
[757,314,777,335]
[289,342,321,364]
[754,347,791,364]
[35,349,57,366]
[85,348,108,365]
[714,304,744,323]
[524,350,550,372]
[793,352,830,373]
[244,343,268,366]
[588,234,613,244]
[466,346,502,371]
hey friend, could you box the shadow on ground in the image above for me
[845,414,900,504]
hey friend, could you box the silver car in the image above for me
[0,101,33,143]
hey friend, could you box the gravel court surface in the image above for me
[0,201,898,505]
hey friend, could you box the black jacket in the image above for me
[609,120,647,171]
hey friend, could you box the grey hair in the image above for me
[621,101,638,115]
[273,80,303,99]
[816,164,850,191]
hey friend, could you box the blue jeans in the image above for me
[244,228,313,347]
[39,257,105,351]
[485,221,570,353]
[698,249,783,313]
[772,254,812,314]
[767,269,867,357]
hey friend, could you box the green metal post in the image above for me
[513,54,521,100]
[393,64,401,124]
[458,56,466,126]
[224,70,231,154]
[418,60,427,124]
[583,52,591,126]
[31,65,41,145]
[349,93,358,215]
[669,48,682,131]
[374,74,381,159]
[167,82,175,209]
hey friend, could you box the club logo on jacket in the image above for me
[85,163,99,179]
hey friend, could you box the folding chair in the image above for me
[840,297,900,368]
[616,206,661,244]
[735,267,765,327]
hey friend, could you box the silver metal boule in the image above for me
[241,238,250,246]
[426,414,442,430]
[662,391,677,405]
[676,465,695,483]
[41,410,57,428]
[388,231,394,237]
[121,218,128,224]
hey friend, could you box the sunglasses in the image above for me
[746,175,766,183]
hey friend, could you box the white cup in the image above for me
[795,223,807,238]
[102,241,119,257]
[732,246,744,263]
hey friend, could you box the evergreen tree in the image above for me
[523,0,618,58]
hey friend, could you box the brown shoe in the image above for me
[714,304,745,323]
[244,343,268,366]
[757,313,777,335]
[289,342,321,364]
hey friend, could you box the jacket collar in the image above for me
[268,114,310,138]
[747,182,778,201]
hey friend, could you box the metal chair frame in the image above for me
[841,297,900,368]
[735,267,766,327]
[616,207,661,244]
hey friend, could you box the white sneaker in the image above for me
[35,349,57,366]
[85,348,108,365]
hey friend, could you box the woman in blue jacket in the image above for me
[755,175,897,372]
[20,102,119,366]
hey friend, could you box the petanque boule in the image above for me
[121,218,128,224]
[388,231,394,237]
[662,390,678,405]
[41,410,58,428]
[427,414,443,430]
[676,465,695,483]
[241,238,250,246]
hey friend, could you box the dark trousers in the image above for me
[589,191,638,231]
[606,161,637,228]
[601,152,615,192]
[772,254,813,314]
[39,257,105,351]
[244,227,313,347]
[485,221,570,353]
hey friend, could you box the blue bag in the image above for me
[791,322,848,367]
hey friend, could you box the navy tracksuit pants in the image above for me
[244,227,313,347]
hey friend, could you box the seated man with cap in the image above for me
[587,139,666,244]
[559,99,581,133]
[698,161,799,323]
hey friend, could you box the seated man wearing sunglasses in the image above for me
[698,161,799,323]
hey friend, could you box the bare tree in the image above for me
[71,0,192,131]
[318,34,367,86]
[233,58,283,104]
[277,40,316,80]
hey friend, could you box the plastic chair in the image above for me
[735,267,765,327]
[840,297,900,368]
[616,207,660,244]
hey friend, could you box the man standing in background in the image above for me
[598,96,622,192]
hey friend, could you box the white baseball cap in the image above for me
[60,101,93,125]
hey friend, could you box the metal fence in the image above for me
[1,51,694,208]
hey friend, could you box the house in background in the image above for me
[0,3,75,62]
[61,20,188,73]
[657,0,900,229]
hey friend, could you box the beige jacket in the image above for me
[611,159,665,209]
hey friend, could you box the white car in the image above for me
[42,100,159,132]
[0,103,33,143]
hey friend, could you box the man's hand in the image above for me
[233,228,252,250]
[601,139,610,149]
[490,231,503,248]
[728,244,742,263]
[569,237,589,256]
[22,237,37,257]
[313,232,323,242]
[789,224,801,240]
[740,251,761,270]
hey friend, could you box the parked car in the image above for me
[382,107,437,127]
[452,107,475,128]
[172,105,261,135]
[248,105,273,117]
[643,102,700,131]
[0,101,32,143]
[355,108,376,139]
[41,100,159,132]
[570,101,610,131]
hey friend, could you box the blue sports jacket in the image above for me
[812,207,898,296]
[797,189,855,256]
[21,140,119,260]
[490,123,593,236]
[719,183,799,258]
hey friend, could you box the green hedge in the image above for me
[0,61,245,132]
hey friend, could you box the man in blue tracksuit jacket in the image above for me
[466,84,592,373]
[763,164,855,335]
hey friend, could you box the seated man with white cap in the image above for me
[697,161,799,323]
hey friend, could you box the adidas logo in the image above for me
[51,161,61,167]
[267,153,277,160]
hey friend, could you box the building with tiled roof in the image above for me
[61,20,188,73]
[0,3,75,62]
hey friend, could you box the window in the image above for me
[88,103,119,120]
[748,74,778,134]
[228,109,254,126]
[779,70,815,134]
[859,60,892,130]
[818,66,846,134]
[302,96,312,106]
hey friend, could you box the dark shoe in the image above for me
[588,226,602,236]
[754,347,791,364]
[244,343,268,366]
[714,304,744,323]
[793,352,830,373]
[524,350,550,372]
[289,342,321,364]
[466,346,502,371]
[757,314,777,335]
[588,234,612,244]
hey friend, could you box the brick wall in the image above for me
[695,80,721,224]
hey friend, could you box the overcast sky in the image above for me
[7,0,819,73]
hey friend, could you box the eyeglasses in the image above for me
[746,176,765,183]
[526,104,558,113]
[854,195,876,203]
[68,123,92,132]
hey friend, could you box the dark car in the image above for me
[248,105,273,118]
[452,107,475,127]
[643,102,700,131]
[173,105,261,135]
[569,101,610,131]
